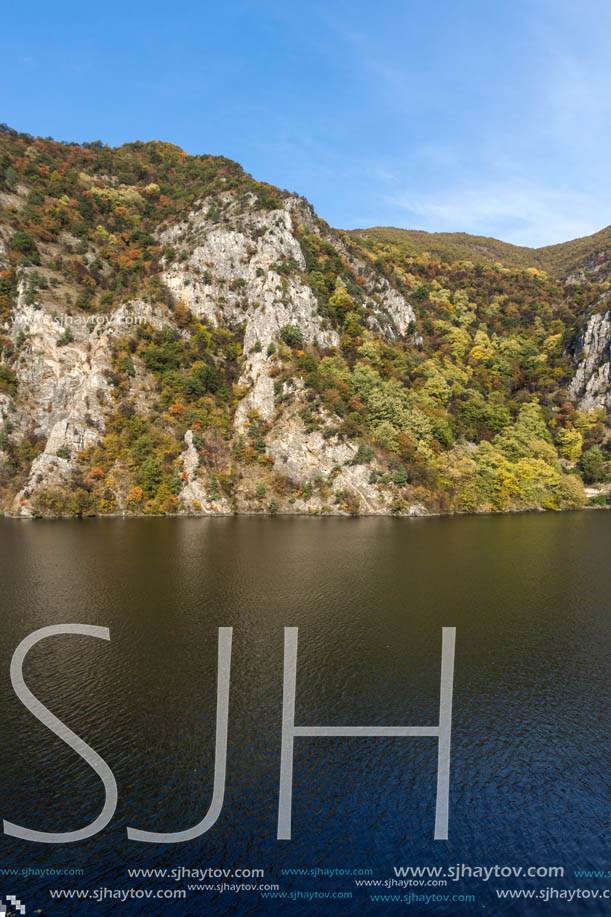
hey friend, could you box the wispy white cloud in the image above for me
[388,182,611,248]
[336,2,611,245]
[532,17,611,162]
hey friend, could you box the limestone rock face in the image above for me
[569,310,611,411]
[155,193,419,442]
[8,301,112,438]
[159,194,344,434]
[13,420,100,516]
[379,287,416,336]
[3,296,172,513]
[0,233,8,270]
[178,430,232,514]
[234,352,276,428]
[0,393,11,424]
[160,196,335,346]
[0,192,424,516]
[267,415,358,481]
[265,402,425,516]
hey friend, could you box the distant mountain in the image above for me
[350,225,611,281]
[0,125,609,518]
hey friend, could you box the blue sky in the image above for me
[3,0,610,246]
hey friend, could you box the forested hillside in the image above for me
[0,125,609,517]
[352,224,611,280]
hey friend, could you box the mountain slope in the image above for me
[350,227,546,270]
[351,224,611,281]
[0,125,609,517]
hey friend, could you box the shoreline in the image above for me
[1,504,609,521]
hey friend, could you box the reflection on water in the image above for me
[0,514,609,914]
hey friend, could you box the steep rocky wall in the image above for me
[0,194,421,517]
[7,186,603,519]
[569,309,611,412]
[3,296,169,515]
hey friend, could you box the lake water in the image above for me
[0,513,608,915]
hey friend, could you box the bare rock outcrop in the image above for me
[569,310,611,411]
[178,430,232,514]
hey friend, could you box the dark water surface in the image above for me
[0,514,608,915]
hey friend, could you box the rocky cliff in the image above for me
[0,180,419,517]
[569,305,611,412]
[0,127,608,517]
